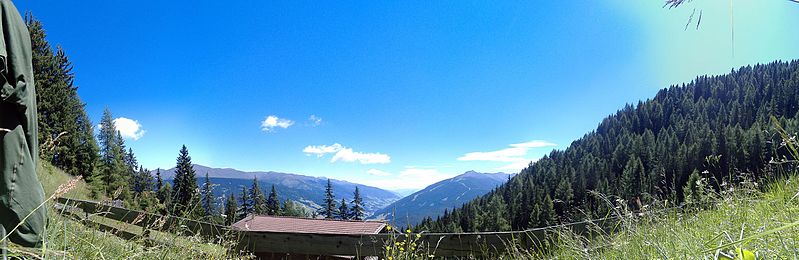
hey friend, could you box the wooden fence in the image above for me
[55,197,645,257]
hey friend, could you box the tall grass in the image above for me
[2,162,251,259]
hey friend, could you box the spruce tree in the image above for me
[225,193,239,225]
[155,168,166,203]
[171,145,198,215]
[281,200,307,217]
[27,14,99,180]
[249,178,267,215]
[350,186,365,220]
[159,183,173,215]
[238,185,252,219]
[132,166,154,194]
[266,184,280,216]
[201,173,216,215]
[97,109,129,199]
[322,179,337,219]
[337,198,350,220]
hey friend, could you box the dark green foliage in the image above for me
[238,185,252,219]
[337,198,350,220]
[350,186,365,220]
[132,166,154,195]
[322,179,338,219]
[159,183,173,215]
[170,145,198,215]
[201,173,216,215]
[97,109,131,200]
[476,195,511,231]
[155,169,165,201]
[266,185,280,216]
[250,178,267,215]
[281,200,308,217]
[425,60,799,232]
[225,193,239,225]
[27,14,99,181]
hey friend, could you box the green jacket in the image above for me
[0,0,46,248]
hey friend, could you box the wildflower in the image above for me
[387,225,392,231]
[406,229,412,233]
[416,233,421,239]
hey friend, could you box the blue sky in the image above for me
[16,0,799,190]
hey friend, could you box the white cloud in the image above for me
[308,115,323,127]
[302,143,390,164]
[457,147,528,162]
[112,117,145,140]
[260,115,294,132]
[355,167,454,190]
[303,143,344,157]
[367,169,392,176]
[510,140,557,148]
[458,140,555,171]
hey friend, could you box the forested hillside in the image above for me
[421,60,799,232]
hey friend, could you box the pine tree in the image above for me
[250,178,267,215]
[337,198,350,220]
[159,183,173,215]
[97,109,130,199]
[238,185,252,219]
[155,168,167,203]
[132,166,154,194]
[27,14,99,180]
[224,193,239,225]
[322,179,337,219]
[201,173,216,216]
[350,186,365,220]
[171,145,198,215]
[281,200,307,217]
[266,185,280,216]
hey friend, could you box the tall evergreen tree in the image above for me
[238,185,252,219]
[322,179,337,219]
[97,109,130,199]
[171,145,198,215]
[250,178,267,215]
[224,193,239,225]
[266,185,280,216]
[201,173,217,216]
[27,14,99,180]
[350,186,365,220]
[132,166,154,194]
[337,198,350,220]
[155,168,166,203]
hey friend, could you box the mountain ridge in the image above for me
[152,164,401,217]
[372,170,513,227]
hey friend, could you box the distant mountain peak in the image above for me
[373,170,514,227]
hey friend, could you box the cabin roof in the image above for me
[231,215,387,234]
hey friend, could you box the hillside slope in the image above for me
[534,174,799,259]
[10,162,241,259]
[427,60,799,232]
[373,171,511,227]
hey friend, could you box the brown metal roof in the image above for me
[231,215,387,234]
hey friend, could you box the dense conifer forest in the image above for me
[419,60,799,232]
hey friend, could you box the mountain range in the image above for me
[154,164,401,217]
[372,170,512,228]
